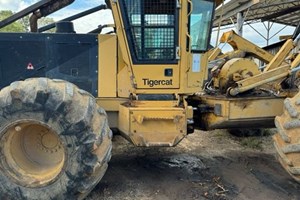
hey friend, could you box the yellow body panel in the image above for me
[97,98,128,111]
[98,35,117,97]
[133,65,180,89]
[198,96,285,130]
[187,53,209,89]
[119,102,187,147]
[117,67,134,97]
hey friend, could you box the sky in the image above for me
[0,0,296,50]
[211,23,295,52]
[0,0,114,33]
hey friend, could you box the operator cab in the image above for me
[111,0,216,93]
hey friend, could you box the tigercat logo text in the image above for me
[143,79,173,87]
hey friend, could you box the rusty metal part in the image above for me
[29,11,42,32]
[30,0,75,32]
[39,0,75,16]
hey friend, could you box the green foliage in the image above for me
[20,15,56,33]
[39,17,56,33]
[0,10,56,33]
[0,10,25,32]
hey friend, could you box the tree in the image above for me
[38,17,56,33]
[20,15,56,33]
[0,10,25,32]
[0,10,56,33]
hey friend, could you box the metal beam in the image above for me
[236,12,244,35]
[214,0,260,27]
[213,0,300,27]
[261,5,300,22]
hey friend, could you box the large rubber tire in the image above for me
[0,78,112,200]
[274,94,300,182]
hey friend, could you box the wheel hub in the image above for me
[1,120,66,187]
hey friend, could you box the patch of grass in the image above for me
[240,137,263,150]
[213,129,230,138]
[261,129,276,137]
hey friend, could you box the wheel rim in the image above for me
[1,120,65,187]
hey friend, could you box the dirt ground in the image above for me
[87,129,300,200]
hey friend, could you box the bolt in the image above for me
[15,126,21,132]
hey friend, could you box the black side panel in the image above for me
[0,33,98,96]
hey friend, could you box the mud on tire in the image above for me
[0,78,112,200]
[274,95,300,182]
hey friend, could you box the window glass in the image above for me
[122,0,177,62]
[190,0,214,52]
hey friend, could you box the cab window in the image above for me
[121,0,178,63]
[189,0,214,52]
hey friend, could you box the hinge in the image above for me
[176,46,181,60]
